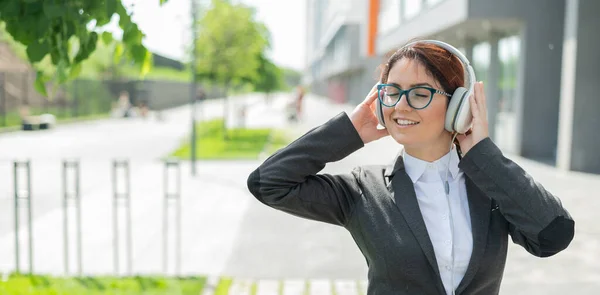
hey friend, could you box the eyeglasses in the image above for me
[377,84,451,110]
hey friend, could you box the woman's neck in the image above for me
[404,136,453,162]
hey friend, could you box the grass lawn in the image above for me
[0,274,207,295]
[170,118,292,160]
[0,274,366,294]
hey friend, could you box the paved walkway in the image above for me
[0,93,597,294]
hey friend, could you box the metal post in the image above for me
[13,162,17,273]
[13,160,33,275]
[126,161,132,276]
[162,159,182,275]
[62,161,68,275]
[190,0,198,176]
[112,159,132,276]
[62,159,82,276]
[76,164,82,275]
[27,161,32,275]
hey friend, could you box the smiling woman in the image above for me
[378,41,465,160]
[247,39,574,295]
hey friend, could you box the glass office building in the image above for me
[304,0,600,174]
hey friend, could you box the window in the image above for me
[334,35,348,63]
[426,0,444,7]
[378,0,401,34]
[472,42,491,85]
[313,0,324,48]
[403,0,422,20]
[499,35,521,112]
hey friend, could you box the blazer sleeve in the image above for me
[458,138,575,257]
[246,112,365,227]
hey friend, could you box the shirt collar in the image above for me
[400,146,461,183]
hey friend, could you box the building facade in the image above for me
[303,0,600,174]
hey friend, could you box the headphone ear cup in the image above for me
[376,95,386,128]
[445,87,468,133]
[453,91,474,134]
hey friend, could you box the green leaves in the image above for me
[140,50,152,77]
[101,31,113,45]
[113,42,124,64]
[74,32,98,64]
[26,40,50,63]
[195,0,270,88]
[253,52,284,93]
[0,0,166,97]
[42,2,64,18]
[105,0,118,19]
[34,71,48,96]
[122,23,143,44]
[0,1,22,18]
[69,63,82,79]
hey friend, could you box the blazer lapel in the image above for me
[386,157,445,294]
[456,177,491,294]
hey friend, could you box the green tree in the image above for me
[253,52,284,100]
[282,67,302,90]
[195,0,269,135]
[0,0,168,95]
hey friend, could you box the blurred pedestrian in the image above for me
[196,86,206,102]
[295,85,305,120]
[113,91,132,118]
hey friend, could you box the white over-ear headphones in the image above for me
[375,40,476,134]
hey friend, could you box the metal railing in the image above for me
[9,159,183,277]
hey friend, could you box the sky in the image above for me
[103,0,307,71]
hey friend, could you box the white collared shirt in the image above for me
[402,147,473,295]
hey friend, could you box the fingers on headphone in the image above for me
[476,82,487,114]
[365,87,379,104]
[369,99,377,112]
[468,94,479,119]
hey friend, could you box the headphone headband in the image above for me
[402,39,476,95]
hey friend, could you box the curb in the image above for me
[199,277,367,295]
[0,114,111,134]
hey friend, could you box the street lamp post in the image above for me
[190,0,198,176]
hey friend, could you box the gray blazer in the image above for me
[247,112,574,295]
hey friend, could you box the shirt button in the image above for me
[445,240,451,246]
[441,214,447,220]
[445,265,452,271]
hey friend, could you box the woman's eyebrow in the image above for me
[388,82,434,88]
[409,82,433,88]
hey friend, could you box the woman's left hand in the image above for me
[456,81,489,155]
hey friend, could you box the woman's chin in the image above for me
[390,132,417,146]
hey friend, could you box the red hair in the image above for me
[379,39,465,94]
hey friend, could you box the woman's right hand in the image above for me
[349,84,389,144]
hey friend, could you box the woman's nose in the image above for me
[394,94,412,112]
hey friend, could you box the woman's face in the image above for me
[382,58,451,149]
